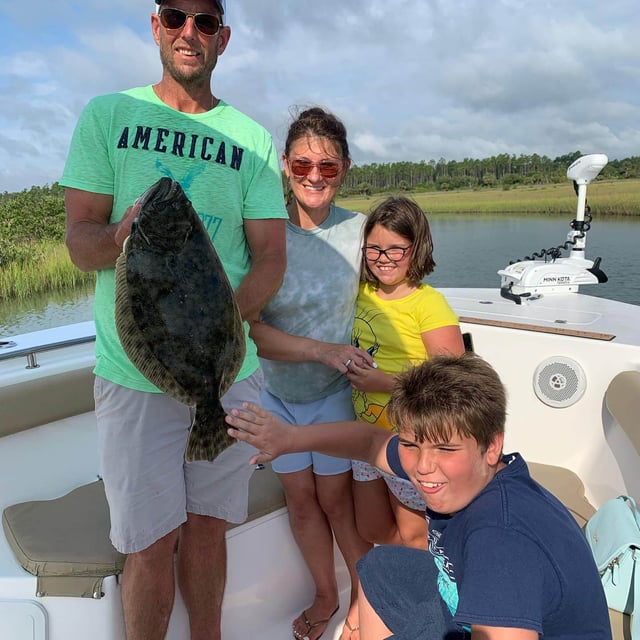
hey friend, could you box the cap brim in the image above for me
[155,0,224,11]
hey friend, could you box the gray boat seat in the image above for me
[2,353,289,597]
[0,366,95,439]
[2,463,285,599]
[605,370,640,455]
[528,462,630,640]
[2,481,124,599]
[528,461,596,527]
[601,370,640,640]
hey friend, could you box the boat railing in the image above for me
[0,321,96,369]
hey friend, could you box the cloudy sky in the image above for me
[1,0,638,193]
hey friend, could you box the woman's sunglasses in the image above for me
[159,8,222,37]
[288,159,342,180]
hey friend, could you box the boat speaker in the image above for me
[533,356,586,408]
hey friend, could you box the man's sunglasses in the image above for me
[288,159,342,180]
[159,8,222,37]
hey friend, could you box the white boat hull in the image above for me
[1,287,638,639]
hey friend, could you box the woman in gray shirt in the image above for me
[251,107,372,640]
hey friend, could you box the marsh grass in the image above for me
[0,241,94,301]
[338,179,640,216]
[1,179,638,301]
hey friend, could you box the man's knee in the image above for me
[183,512,227,539]
[126,528,180,571]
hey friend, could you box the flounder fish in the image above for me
[115,177,245,462]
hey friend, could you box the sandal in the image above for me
[341,618,359,640]
[292,605,339,640]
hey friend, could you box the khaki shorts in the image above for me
[94,370,263,554]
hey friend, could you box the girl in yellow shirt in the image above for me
[346,196,465,549]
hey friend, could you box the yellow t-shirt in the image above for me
[351,281,459,429]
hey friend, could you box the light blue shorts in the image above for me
[95,370,263,554]
[263,386,354,476]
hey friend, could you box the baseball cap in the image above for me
[155,0,226,17]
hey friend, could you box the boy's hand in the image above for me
[226,402,292,465]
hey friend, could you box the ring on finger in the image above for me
[344,359,352,368]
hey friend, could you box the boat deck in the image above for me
[442,288,640,346]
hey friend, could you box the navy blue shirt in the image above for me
[386,438,611,639]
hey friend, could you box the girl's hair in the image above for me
[284,106,350,161]
[362,196,435,285]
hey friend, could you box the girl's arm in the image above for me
[347,324,465,392]
[422,324,466,357]
[347,361,395,393]
[225,402,394,471]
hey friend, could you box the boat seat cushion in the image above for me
[527,461,596,528]
[2,464,285,598]
[527,462,629,640]
[605,370,640,455]
[2,480,124,599]
[0,367,95,439]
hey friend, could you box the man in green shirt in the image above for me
[61,1,287,638]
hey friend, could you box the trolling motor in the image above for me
[498,153,609,304]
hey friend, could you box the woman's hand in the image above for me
[315,343,374,374]
[226,403,293,465]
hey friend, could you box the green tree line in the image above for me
[2,150,639,271]
[339,151,640,196]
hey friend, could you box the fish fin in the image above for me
[218,317,246,396]
[185,402,235,463]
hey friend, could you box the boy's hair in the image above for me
[362,196,435,285]
[387,353,506,451]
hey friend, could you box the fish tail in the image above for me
[185,402,235,463]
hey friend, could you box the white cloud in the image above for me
[0,0,638,192]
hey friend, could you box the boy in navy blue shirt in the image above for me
[226,353,611,640]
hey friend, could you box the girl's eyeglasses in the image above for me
[288,159,342,180]
[159,8,222,37]
[363,246,412,262]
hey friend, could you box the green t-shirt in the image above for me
[60,85,287,391]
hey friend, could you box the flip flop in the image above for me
[341,618,359,640]
[292,605,339,640]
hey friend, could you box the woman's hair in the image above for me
[388,353,507,452]
[284,106,350,161]
[362,196,435,285]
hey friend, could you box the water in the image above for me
[1,214,638,337]
[427,214,640,307]
[0,285,95,337]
